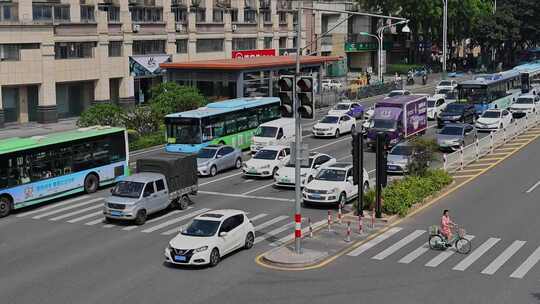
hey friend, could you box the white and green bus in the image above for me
[165,97,281,153]
[458,70,522,116]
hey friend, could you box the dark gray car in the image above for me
[197,145,243,176]
[437,123,476,151]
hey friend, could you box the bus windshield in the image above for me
[166,118,202,144]
[254,126,277,138]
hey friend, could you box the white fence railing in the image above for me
[443,113,540,172]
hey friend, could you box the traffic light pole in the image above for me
[358,132,364,217]
[293,1,303,254]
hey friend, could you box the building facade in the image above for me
[0,0,320,128]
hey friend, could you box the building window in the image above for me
[129,6,163,23]
[292,11,298,25]
[33,4,70,22]
[244,9,256,23]
[230,8,237,22]
[278,11,286,24]
[0,44,21,61]
[213,8,223,23]
[194,7,205,22]
[132,40,166,55]
[80,5,95,22]
[176,39,187,53]
[232,38,256,51]
[172,7,187,23]
[54,42,95,59]
[262,10,271,23]
[108,41,122,57]
[293,37,297,49]
[196,39,223,53]
[279,37,286,49]
[107,6,120,22]
[264,37,272,49]
[0,4,18,22]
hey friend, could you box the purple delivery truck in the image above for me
[366,95,428,149]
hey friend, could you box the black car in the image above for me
[437,103,476,128]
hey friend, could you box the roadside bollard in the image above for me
[338,204,343,224]
[358,214,363,234]
[345,221,351,242]
[308,217,313,238]
[371,208,375,229]
[327,210,332,231]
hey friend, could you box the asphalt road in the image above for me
[1,75,493,304]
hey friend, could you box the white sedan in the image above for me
[302,163,370,206]
[242,146,290,178]
[165,210,255,267]
[436,80,458,92]
[274,152,336,188]
[427,94,449,120]
[312,115,356,138]
[475,109,513,132]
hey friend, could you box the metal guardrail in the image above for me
[443,113,540,172]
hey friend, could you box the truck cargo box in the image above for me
[136,152,197,193]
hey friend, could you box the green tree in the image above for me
[77,103,125,128]
[149,82,206,119]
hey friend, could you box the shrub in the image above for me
[149,82,206,119]
[77,103,124,127]
[408,138,438,177]
[123,106,160,136]
[129,129,165,151]
[352,189,376,214]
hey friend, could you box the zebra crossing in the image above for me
[14,196,322,247]
[347,226,540,280]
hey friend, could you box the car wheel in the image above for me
[134,209,147,225]
[235,158,242,169]
[209,248,220,267]
[0,196,12,218]
[335,129,341,138]
[210,165,217,177]
[338,192,347,206]
[244,232,255,250]
[179,195,189,210]
[83,174,99,194]
[272,167,279,178]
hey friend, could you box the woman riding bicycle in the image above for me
[441,209,456,247]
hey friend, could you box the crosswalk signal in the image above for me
[278,75,295,118]
[296,76,315,119]
[351,131,360,185]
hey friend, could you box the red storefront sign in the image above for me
[232,49,276,58]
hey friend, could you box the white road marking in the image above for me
[242,183,274,195]
[453,237,500,271]
[347,227,403,257]
[249,213,268,222]
[67,211,103,223]
[130,145,166,157]
[243,179,255,183]
[144,208,210,234]
[85,217,106,226]
[254,215,289,231]
[425,235,475,267]
[255,222,295,244]
[481,240,526,275]
[199,172,243,187]
[525,180,540,193]
[49,204,103,221]
[372,230,426,260]
[16,195,91,217]
[510,245,540,279]
[32,198,103,219]
[198,190,294,202]
[398,243,430,264]
[312,137,351,151]
[269,219,326,246]
[122,208,191,231]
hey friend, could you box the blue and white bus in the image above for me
[512,62,540,94]
[458,70,522,115]
[165,97,282,153]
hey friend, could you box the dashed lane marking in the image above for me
[198,190,294,202]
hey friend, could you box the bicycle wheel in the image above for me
[455,238,472,254]
[429,235,444,250]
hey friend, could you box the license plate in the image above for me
[281,177,290,182]
[388,166,397,170]
[249,168,257,173]
[174,255,186,262]
[111,211,122,216]
[444,121,450,124]
[311,194,321,198]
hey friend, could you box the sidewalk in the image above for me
[0,118,78,140]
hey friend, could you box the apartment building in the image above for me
[0,0,318,128]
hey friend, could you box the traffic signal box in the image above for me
[296,76,315,119]
[278,75,294,118]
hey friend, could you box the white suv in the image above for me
[509,94,540,118]
[243,146,290,178]
[302,163,370,206]
[274,152,336,188]
[165,209,255,267]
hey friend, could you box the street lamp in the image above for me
[369,20,410,83]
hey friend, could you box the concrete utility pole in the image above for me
[294,0,303,254]
[442,0,448,79]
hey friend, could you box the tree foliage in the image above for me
[149,82,206,119]
[76,103,124,128]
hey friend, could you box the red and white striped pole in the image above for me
[294,213,302,241]
[338,204,343,224]
[345,221,351,242]
[327,210,332,231]
[308,217,313,238]
[371,207,375,229]
[358,214,363,234]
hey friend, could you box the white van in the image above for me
[250,118,295,154]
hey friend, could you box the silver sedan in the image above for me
[197,145,243,177]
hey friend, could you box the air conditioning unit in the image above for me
[175,22,184,32]
[132,24,141,32]
[128,0,139,5]
[191,0,201,7]
[231,24,237,32]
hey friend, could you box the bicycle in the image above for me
[428,224,472,254]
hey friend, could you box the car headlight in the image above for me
[260,164,270,169]
[194,246,208,252]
